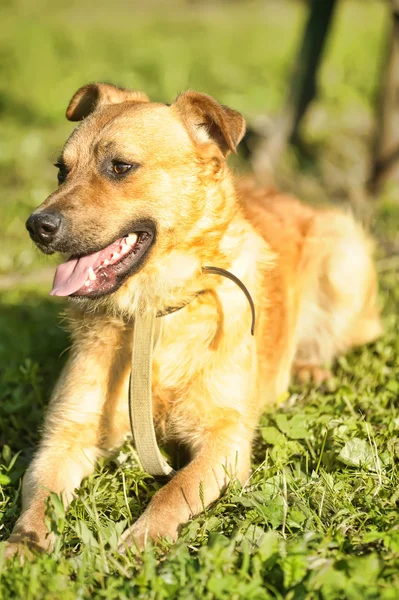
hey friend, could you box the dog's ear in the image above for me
[173,91,246,155]
[66,83,149,122]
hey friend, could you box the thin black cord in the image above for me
[202,266,256,335]
[156,267,256,336]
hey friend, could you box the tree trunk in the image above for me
[368,1,399,195]
[251,0,338,183]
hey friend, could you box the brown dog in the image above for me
[5,83,382,557]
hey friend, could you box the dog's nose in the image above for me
[26,212,62,245]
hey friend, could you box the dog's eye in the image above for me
[54,162,68,185]
[112,162,133,175]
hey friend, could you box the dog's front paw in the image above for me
[2,527,53,562]
[293,364,332,386]
[2,537,43,563]
[117,515,178,554]
[117,523,146,554]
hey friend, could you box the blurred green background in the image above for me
[0,0,394,279]
[1,3,399,594]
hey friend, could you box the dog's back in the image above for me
[238,179,382,395]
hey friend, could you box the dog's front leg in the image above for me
[5,315,126,558]
[119,415,252,551]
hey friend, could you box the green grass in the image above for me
[0,275,398,599]
[0,1,398,598]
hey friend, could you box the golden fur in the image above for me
[6,83,382,557]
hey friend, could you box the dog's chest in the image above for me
[153,309,217,389]
[150,305,219,432]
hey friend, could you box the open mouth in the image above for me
[50,227,155,298]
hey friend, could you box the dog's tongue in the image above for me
[50,251,101,297]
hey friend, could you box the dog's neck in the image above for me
[79,170,271,321]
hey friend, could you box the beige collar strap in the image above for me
[129,307,176,477]
[129,266,255,478]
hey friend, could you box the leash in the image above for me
[128,266,256,478]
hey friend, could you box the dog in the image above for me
[5,83,382,557]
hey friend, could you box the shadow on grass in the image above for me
[0,289,68,456]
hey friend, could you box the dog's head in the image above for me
[26,83,245,309]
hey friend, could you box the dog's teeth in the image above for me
[126,233,138,246]
[112,252,120,260]
[103,259,110,266]
[88,267,96,281]
[85,280,90,287]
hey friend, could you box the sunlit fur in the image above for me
[6,84,382,556]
